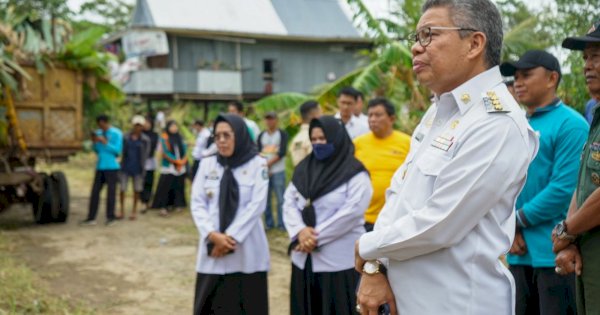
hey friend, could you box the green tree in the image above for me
[498,0,552,62]
[548,0,600,112]
[76,0,134,34]
[255,0,551,134]
[0,0,72,21]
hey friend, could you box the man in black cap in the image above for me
[257,112,288,230]
[553,21,600,315]
[501,50,588,315]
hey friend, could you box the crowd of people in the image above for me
[79,0,600,314]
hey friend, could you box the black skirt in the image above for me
[290,255,360,315]
[151,173,186,209]
[193,272,269,315]
[140,170,155,203]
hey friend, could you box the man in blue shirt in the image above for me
[500,50,589,315]
[81,115,123,226]
[119,115,150,221]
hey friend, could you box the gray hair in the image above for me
[422,0,503,68]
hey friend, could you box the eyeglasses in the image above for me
[408,26,478,47]
[214,132,234,141]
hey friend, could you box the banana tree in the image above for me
[254,0,427,133]
[255,0,553,134]
[1,6,124,133]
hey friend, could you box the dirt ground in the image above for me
[0,155,291,314]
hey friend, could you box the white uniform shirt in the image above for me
[191,155,270,274]
[144,141,161,171]
[283,171,372,272]
[192,128,211,161]
[335,112,370,139]
[359,67,539,315]
[356,112,369,127]
[244,118,261,142]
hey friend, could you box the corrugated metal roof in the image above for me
[271,0,360,38]
[131,0,364,41]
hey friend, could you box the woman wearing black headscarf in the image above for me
[151,120,188,216]
[190,114,270,315]
[140,115,159,212]
[283,115,373,315]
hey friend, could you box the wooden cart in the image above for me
[0,65,83,223]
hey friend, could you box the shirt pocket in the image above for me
[415,149,450,176]
[407,149,451,209]
[237,175,256,205]
[587,146,600,170]
[586,145,600,186]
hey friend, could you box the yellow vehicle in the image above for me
[0,65,83,223]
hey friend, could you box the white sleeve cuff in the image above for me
[359,231,383,261]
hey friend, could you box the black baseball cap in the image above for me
[500,50,561,77]
[562,21,600,51]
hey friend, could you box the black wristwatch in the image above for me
[555,220,577,242]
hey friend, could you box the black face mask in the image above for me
[312,143,335,160]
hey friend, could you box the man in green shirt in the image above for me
[553,21,600,315]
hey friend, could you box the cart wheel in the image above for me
[32,173,55,224]
[50,171,69,223]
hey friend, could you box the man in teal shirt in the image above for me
[501,50,589,315]
[81,114,123,226]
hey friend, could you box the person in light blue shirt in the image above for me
[585,98,598,124]
[81,114,123,226]
[501,50,589,315]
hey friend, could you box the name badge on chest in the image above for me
[205,170,219,181]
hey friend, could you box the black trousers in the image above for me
[193,272,268,315]
[151,173,187,209]
[291,255,359,315]
[510,265,577,315]
[87,170,118,220]
[140,170,155,203]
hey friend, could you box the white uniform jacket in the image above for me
[335,112,370,139]
[359,66,539,315]
[191,155,270,274]
[284,171,372,272]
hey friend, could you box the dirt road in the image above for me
[0,156,291,314]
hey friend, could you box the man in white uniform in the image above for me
[335,86,369,139]
[354,0,539,314]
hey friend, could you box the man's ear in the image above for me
[466,32,487,62]
[548,71,560,90]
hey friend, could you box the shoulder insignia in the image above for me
[484,91,510,113]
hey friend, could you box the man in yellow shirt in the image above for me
[290,100,321,166]
[354,98,411,231]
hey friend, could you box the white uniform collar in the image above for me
[433,66,504,115]
[334,112,358,126]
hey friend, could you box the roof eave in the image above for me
[128,25,373,44]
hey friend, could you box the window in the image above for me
[263,59,275,81]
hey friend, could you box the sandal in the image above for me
[129,215,137,221]
[159,209,169,217]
